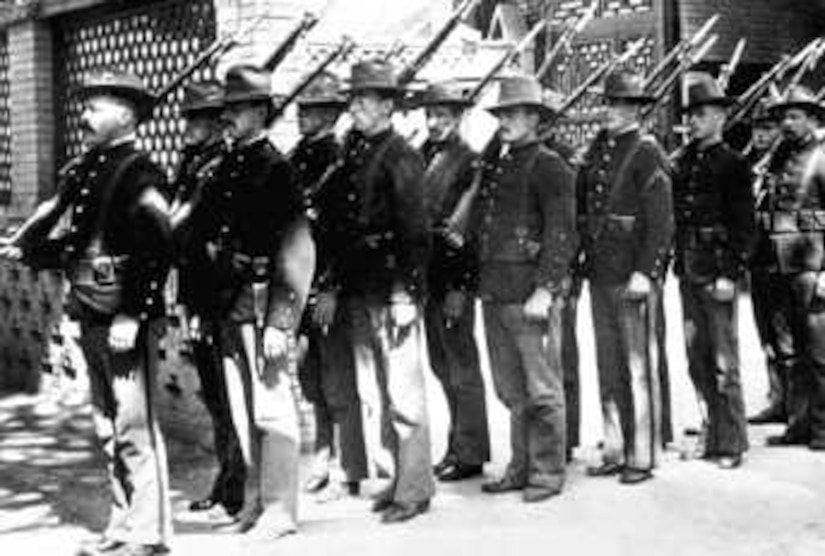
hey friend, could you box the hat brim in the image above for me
[342,84,407,97]
[180,100,225,115]
[222,92,274,105]
[604,94,656,105]
[78,85,156,119]
[768,101,825,119]
[486,101,558,120]
[682,97,736,111]
[297,99,348,109]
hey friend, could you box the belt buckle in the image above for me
[251,256,269,282]
[91,256,116,285]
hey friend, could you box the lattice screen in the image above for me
[55,0,217,175]
[0,31,11,206]
[550,0,653,24]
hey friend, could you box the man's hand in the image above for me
[263,326,290,362]
[0,239,22,261]
[815,272,825,303]
[312,290,338,331]
[624,271,652,301]
[443,290,466,324]
[390,301,418,329]
[709,277,736,302]
[523,287,554,321]
[109,314,140,352]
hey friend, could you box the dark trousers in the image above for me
[750,267,786,413]
[590,283,663,471]
[482,301,566,490]
[191,326,245,510]
[679,281,748,456]
[424,295,490,466]
[298,308,368,482]
[80,320,172,546]
[562,287,581,451]
[759,271,825,443]
[655,291,674,445]
[348,297,435,504]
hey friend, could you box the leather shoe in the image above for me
[189,496,219,512]
[619,468,653,485]
[110,544,168,556]
[809,438,825,451]
[523,486,561,503]
[481,476,524,494]
[747,406,786,425]
[371,497,394,513]
[766,434,808,446]
[717,455,743,469]
[437,462,483,482]
[433,454,456,476]
[76,537,124,556]
[381,500,430,524]
[304,473,330,494]
[586,462,624,477]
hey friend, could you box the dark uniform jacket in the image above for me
[752,133,825,274]
[469,139,577,304]
[577,127,674,285]
[18,140,171,321]
[172,139,225,318]
[421,135,478,298]
[194,136,310,330]
[317,127,430,302]
[671,140,754,284]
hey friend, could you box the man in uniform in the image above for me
[417,81,490,482]
[671,74,753,468]
[578,69,674,485]
[291,72,368,499]
[746,99,786,425]
[316,58,433,523]
[0,70,173,556]
[169,81,246,517]
[753,86,825,450]
[193,65,315,536]
[469,74,577,502]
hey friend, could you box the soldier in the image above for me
[752,86,825,450]
[316,58,433,523]
[168,81,246,517]
[745,99,786,425]
[291,72,368,499]
[416,81,490,482]
[194,65,315,536]
[469,74,577,502]
[671,74,754,468]
[0,70,173,556]
[578,69,674,485]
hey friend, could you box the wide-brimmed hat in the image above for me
[594,69,655,104]
[416,81,474,109]
[486,74,559,120]
[77,69,156,120]
[180,80,224,116]
[343,59,407,97]
[751,98,777,127]
[683,73,734,111]
[297,71,347,109]
[768,85,825,120]
[222,65,273,105]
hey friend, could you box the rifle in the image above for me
[382,39,408,63]
[717,38,746,92]
[642,13,719,92]
[535,3,597,81]
[784,38,825,91]
[270,36,356,122]
[726,38,821,128]
[396,0,482,85]
[641,33,719,121]
[144,14,268,122]
[262,11,319,72]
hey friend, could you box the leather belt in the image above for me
[757,209,825,233]
[69,255,129,285]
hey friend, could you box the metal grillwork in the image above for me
[55,0,217,174]
[0,31,11,205]
[550,0,653,24]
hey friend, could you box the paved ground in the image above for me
[3,284,825,556]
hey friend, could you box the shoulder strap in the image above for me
[89,151,144,248]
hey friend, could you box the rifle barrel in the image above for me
[262,12,319,72]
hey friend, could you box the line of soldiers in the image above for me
[3,48,825,556]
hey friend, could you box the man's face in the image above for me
[297,106,338,137]
[80,95,135,148]
[496,106,539,144]
[752,123,779,151]
[223,101,267,142]
[426,105,461,142]
[603,99,638,132]
[688,104,725,142]
[182,112,221,147]
[780,107,817,142]
[349,92,392,135]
